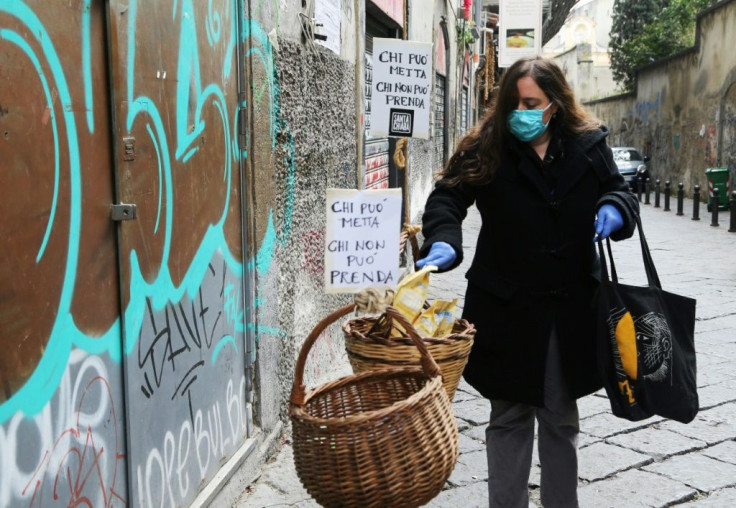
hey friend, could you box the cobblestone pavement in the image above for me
[235,197,736,508]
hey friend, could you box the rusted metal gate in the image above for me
[0,1,252,506]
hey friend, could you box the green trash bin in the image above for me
[705,167,731,211]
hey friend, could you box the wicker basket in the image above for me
[290,304,459,508]
[343,309,475,400]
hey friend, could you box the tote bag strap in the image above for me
[598,214,662,289]
[634,214,662,288]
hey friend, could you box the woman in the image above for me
[416,57,639,507]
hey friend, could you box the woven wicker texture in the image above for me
[344,310,475,400]
[290,305,459,508]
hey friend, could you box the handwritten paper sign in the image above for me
[371,38,433,139]
[498,0,543,68]
[315,0,341,55]
[325,188,402,293]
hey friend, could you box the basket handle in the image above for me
[290,304,442,407]
[383,306,442,377]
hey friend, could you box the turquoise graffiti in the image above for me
[0,0,294,424]
[1,1,91,422]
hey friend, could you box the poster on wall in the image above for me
[325,188,402,293]
[315,0,341,55]
[370,38,433,139]
[498,0,543,68]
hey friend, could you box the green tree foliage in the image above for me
[610,0,715,91]
[609,0,669,91]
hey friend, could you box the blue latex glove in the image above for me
[595,204,624,240]
[416,241,457,270]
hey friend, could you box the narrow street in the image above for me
[238,198,736,507]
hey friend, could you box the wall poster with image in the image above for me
[498,0,543,67]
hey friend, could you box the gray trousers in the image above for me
[485,330,580,508]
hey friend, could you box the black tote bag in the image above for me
[595,216,698,424]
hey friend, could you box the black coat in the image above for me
[420,127,639,406]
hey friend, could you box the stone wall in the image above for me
[585,0,736,194]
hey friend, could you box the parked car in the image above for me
[611,147,650,189]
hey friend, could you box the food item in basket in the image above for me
[433,299,458,337]
[414,298,458,337]
[413,307,436,337]
[392,265,437,325]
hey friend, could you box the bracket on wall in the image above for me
[110,203,137,221]
[298,0,325,60]
[122,136,136,161]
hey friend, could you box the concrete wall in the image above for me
[243,0,361,440]
[245,0,471,441]
[585,0,736,192]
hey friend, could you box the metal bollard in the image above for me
[637,178,643,202]
[664,180,671,211]
[654,179,661,208]
[676,182,684,216]
[729,191,736,233]
[692,184,701,221]
[711,187,720,227]
[644,178,651,205]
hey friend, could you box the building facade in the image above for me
[0,1,474,506]
[542,0,618,101]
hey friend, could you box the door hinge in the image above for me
[111,203,137,221]
[237,92,247,151]
[123,137,136,161]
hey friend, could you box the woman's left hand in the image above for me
[595,204,624,240]
[416,241,457,270]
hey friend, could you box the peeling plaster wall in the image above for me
[261,39,357,426]
[586,0,736,194]
[245,0,472,455]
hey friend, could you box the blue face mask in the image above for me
[508,102,554,142]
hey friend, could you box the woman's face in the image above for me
[515,76,558,124]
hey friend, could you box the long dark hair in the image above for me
[439,56,602,186]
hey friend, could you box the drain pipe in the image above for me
[235,0,255,437]
[440,16,450,165]
[355,0,365,189]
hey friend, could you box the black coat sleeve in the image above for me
[419,176,477,272]
[592,142,640,241]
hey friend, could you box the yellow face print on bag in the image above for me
[615,311,638,380]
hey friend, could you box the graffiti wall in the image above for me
[586,1,736,192]
[253,36,360,423]
[0,1,128,506]
[0,0,263,506]
[722,81,736,177]
[3,0,372,505]
[106,1,251,504]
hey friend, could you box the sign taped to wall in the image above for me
[315,0,341,54]
[325,188,401,293]
[371,38,432,139]
[498,0,542,68]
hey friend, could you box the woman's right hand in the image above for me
[416,241,457,270]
